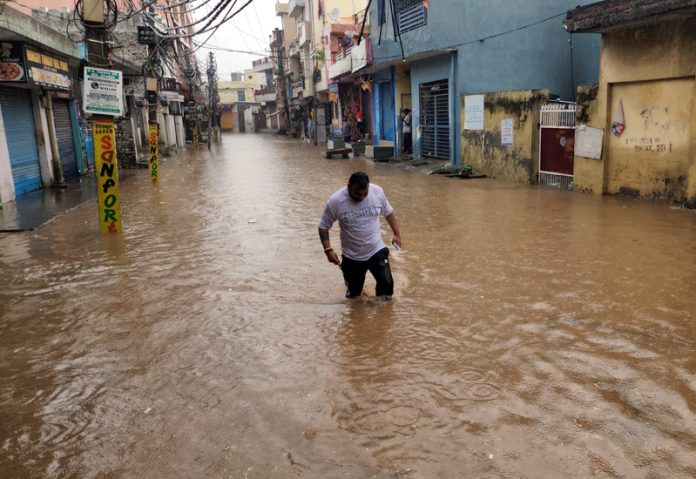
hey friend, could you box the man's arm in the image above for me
[385,212,401,248]
[319,227,340,265]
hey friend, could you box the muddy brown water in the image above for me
[1,134,696,478]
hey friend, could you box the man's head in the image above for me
[347,171,370,202]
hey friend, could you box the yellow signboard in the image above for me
[193,125,199,149]
[148,123,159,182]
[92,119,123,234]
[26,49,41,63]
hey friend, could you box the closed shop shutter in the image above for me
[52,100,77,178]
[419,79,450,159]
[0,88,41,196]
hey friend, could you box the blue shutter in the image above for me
[0,88,41,196]
[380,82,395,141]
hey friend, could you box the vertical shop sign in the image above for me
[148,123,159,182]
[93,119,122,233]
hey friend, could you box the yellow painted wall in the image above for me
[218,74,256,104]
[572,84,602,194]
[220,110,233,130]
[460,90,549,182]
[577,17,696,205]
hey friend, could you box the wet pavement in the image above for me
[1,133,696,478]
[0,175,99,232]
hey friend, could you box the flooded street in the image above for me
[2,133,696,478]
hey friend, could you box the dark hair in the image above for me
[348,171,370,189]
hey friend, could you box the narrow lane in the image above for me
[1,134,696,478]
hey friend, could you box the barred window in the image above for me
[395,0,427,33]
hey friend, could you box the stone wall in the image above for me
[460,89,550,183]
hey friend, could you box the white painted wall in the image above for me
[0,104,16,203]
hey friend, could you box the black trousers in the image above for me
[341,247,394,297]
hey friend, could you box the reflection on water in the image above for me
[1,134,696,477]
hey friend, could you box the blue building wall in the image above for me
[368,0,601,163]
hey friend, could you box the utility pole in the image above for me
[206,51,218,150]
[145,6,161,182]
[81,0,123,233]
[276,31,290,134]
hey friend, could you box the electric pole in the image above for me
[206,51,218,150]
[81,0,123,233]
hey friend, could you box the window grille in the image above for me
[397,3,427,33]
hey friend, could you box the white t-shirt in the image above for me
[402,112,412,134]
[319,183,394,261]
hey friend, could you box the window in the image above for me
[394,0,427,33]
[238,91,245,101]
[377,0,385,24]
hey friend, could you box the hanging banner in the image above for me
[92,119,123,233]
[148,123,159,182]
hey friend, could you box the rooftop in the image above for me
[565,0,696,33]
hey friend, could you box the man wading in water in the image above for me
[318,172,402,299]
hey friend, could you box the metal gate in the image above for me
[0,88,41,196]
[53,99,78,178]
[539,102,576,189]
[420,79,449,159]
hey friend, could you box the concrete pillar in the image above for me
[30,91,54,187]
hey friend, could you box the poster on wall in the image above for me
[464,94,484,131]
[501,119,513,146]
[575,125,604,160]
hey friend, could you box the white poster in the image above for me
[575,125,604,160]
[83,67,124,116]
[464,94,484,131]
[501,119,513,146]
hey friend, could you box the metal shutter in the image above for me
[0,88,41,196]
[52,100,77,178]
[419,79,450,159]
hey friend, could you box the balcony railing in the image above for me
[297,21,308,46]
[331,45,353,63]
[328,55,351,79]
[351,38,371,72]
[288,39,300,57]
[288,0,305,18]
[252,57,273,71]
[254,87,277,103]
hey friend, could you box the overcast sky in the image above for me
[194,0,282,81]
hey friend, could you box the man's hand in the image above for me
[392,234,402,249]
[325,249,341,265]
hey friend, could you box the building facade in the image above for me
[366,0,601,171]
[566,0,696,206]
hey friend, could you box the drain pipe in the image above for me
[44,94,65,187]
